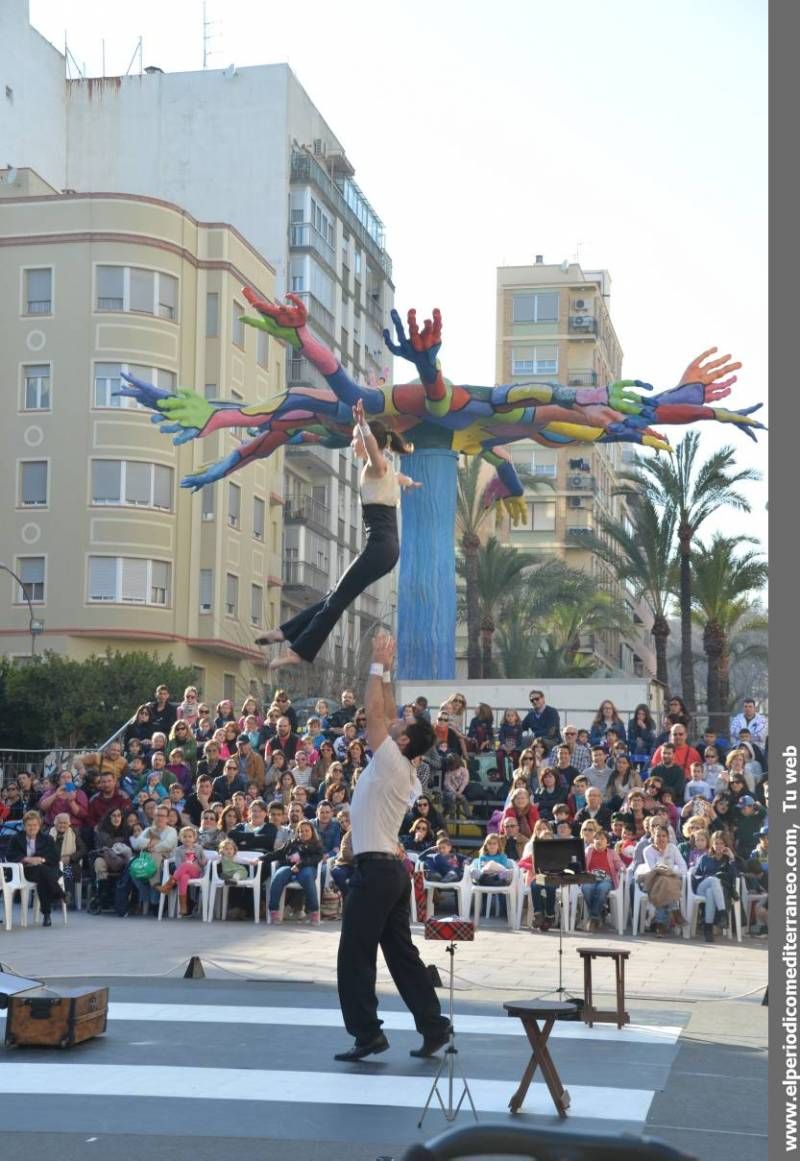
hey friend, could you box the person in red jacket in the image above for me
[651,724,701,778]
[501,787,540,840]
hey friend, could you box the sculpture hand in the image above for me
[576,379,652,416]
[678,348,742,389]
[155,388,215,433]
[383,307,442,384]
[243,287,307,329]
[502,495,529,525]
[115,371,173,411]
[710,403,766,441]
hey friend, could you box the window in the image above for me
[251,583,263,626]
[232,301,245,348]
[223,673,236,702]
[511,345,558,375]
[88,556,171,606]
[512,292,559,324]
[20,461,48,506]
[94,363,176,409]
[24,268,52,315]
[15,557,45,603]
[201,485,215,521]
[228,482,241,528]
[532,501,556,531]
[204,383,217,401]
[90,460,174,510]
[225,573,238,617]
[95,266,179,320]
[199,569,213,613]
[22,364,50,410]
[533,462,558,477]
[257,328,268,369]
[206,292,219,337]
[253,496,265,540]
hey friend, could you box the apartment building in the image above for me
[0,172,284,699]
[495,259,657,678]
[2,0,396,690]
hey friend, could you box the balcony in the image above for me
[283,558,329,597]
[569,316,597,335]
[284,496,333,538]
[289,222,336,271]
[290,150,393,281]
[566,525,594,544]
[294,291,336,342]
[285,441,337,476]
[568,371,598,386]
[288,356,330,393]
[366,294,384,328]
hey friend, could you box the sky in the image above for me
[30,0,768,552]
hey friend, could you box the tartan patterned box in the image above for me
[424,916,475,941]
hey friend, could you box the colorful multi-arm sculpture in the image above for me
[117,293,763,526]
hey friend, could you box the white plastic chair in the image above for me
[208,852,264,923]
[157,856,214,921]
[469,860,519,929]
[569,874,627,935]
[0,863,35,931]
[31,864,68,927]
[685,872,742,941]
[741,878,767,934]
[417,852,471,921]
[267,858,322,922]
[516,875,575,931]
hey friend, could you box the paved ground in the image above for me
[0,910,768,1161]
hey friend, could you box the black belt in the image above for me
[354,851,399,863]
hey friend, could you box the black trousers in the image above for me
[22,864,63,914]
[280,504,398,662]
[337,859,448,1044]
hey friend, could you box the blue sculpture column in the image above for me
[396,448,457,681]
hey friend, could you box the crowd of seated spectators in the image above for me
[0,682,768,939]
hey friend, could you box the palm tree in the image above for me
[620,431,760,716]
[582,495,677,687]
[690,534,768,734]
[457,537,540,677]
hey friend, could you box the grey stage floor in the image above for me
[0,977,767,1161]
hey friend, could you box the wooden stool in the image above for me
[503,1000,576,1118]
[577,947,630,1029]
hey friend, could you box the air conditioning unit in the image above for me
[312,138,326,156]
[572,315,594,328]
[574,299,587,309]
[568,475,587,488]
[567,496,583,509]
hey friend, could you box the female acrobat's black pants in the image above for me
[279,503,398,663]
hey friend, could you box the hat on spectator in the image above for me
[237,733,251,745]
[736,795,755,809]
[758,824,769,836]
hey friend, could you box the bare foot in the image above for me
[268,649,302,670]
[255,629,284,646]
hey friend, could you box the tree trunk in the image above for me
[703,620,724,735]
[718,635,731,730]
[678,525,697,718]
[463,533,481,680]
[480,617,494,679]
[651,614,671,689]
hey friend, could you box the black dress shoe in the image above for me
[409,1022,452,1058]
[42,913,52,927]
[334,1032,389,1062]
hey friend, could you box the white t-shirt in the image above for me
[350,736,416,855]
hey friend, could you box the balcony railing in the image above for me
[289,222,336,271]
[283,559,329,594]
[284,496,332,535]
[290,150,393,281]
[285,441,337,475]
[568,371,598,386]
[288,356,331,393]
[294,291,336,340]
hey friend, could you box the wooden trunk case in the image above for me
[5,986,109,1048]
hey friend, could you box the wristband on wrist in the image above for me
[382,670,392,683]
[357,422,371,441]
[369,662,384,677]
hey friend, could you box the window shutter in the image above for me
[150,561,170,605]
[92,460,122,503]
[96,266,124,308]
[121,558,148,603]
[153,465,173,510]
[158,274,177,319]
[89,557,118,601]
[199,569,213,611]
[129,268,154,313]
[125,461,151,505]
[22,461,47,504]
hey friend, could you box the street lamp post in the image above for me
[0,562,44,658]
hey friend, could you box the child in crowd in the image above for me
[702,745,726,793]
[518,820,557,930]
[567,774,589,817]
[471,833,514,886]
[442,754,471,818]
[685,761,714,803]
[176,686,201,729]
[159,825,207,916]
[615,824,638,866]
[582,830,623,932]
[166,748,193,794]
[659,789,681,833]
[218,838,248,883]
[194,716,214,744]
[422,833,464,882]
[467,703,496,752]
[555,819,574,840]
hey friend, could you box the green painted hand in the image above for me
[158,388,215,432]
[241,312,302,351]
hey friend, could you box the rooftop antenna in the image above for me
[124,36,143,76]
[203,2,221,69]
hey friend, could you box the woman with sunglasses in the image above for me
[401,794,445,838]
